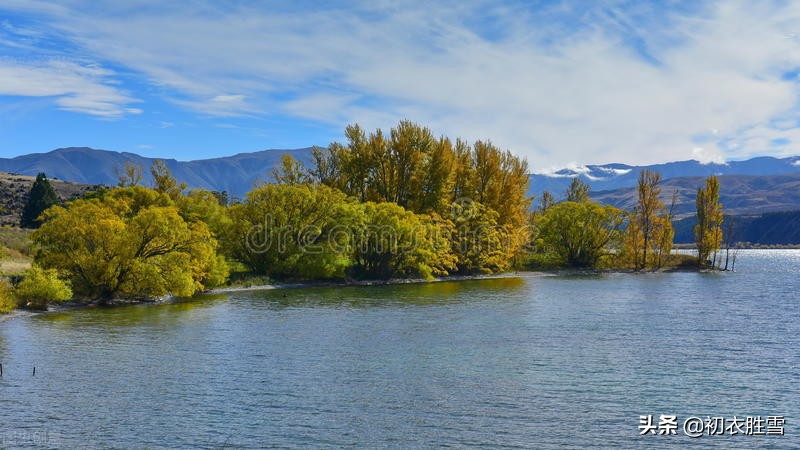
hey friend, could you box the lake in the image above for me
[1,250,798,448]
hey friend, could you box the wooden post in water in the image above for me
[32,366,35,376]
[0,363,3,376]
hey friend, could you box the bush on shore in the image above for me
[14,265,73,310]
[0,279,15,314]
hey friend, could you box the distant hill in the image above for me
[590,172,800,218]
[2,148,800,216]
[529,156,800,198]
[0,147,314,199]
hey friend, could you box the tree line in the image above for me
[3,120,726,311]
[529,171,724,270]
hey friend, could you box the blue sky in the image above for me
[1,0,799,170]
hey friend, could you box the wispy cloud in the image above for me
[0,58,140,118]
[2,0,800,166]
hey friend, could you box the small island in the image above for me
[1,121,728,313]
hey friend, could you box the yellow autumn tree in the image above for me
[32,186,227,301]
[694,175,723,267]
[309,121,532,271]
[621,170,674,270]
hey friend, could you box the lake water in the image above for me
[1,250,798,448]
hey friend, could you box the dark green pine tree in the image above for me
[20,173,59,228]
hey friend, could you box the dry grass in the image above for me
[0,227,33,276]
[0,258,32,276]
[0,226,33,255]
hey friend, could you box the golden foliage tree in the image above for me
[694,175,723,267]
[449,200,514,274]
[310,120,531,272]
[622,170,674,270]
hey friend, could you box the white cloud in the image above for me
[172,94,257,117]
[0,58,139,118]
[692,147,726,165]
[3,0,800,165]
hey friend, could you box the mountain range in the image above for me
[3,147,800,203]
[2,146,800,243]
[0,147,314,200]
[530,156,800,198]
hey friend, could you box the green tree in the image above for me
[229,184,360,279]
[177,189,233,236]
[565,178,590,203]
[14,265,72,310]
[694,175,723,267]
[450,200,512,274]
[352,202,455,279]
[20,173,59,228]
[533,201,624,267]
[32,186,226,301]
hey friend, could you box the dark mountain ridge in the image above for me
[0,147,314,198]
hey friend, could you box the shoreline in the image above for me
[0,267,721,321]
[207,272,521,294]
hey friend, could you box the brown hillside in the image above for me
[0,172,103,226]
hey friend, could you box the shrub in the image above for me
[15,266,72,310]
[0,279,15,314]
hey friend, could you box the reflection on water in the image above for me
[0,250,798,448]
[235,276,527,309]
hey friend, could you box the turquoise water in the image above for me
[1,250,798,448]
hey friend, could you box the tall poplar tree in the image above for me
[624,170,668,270]
[694,175,723,267]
